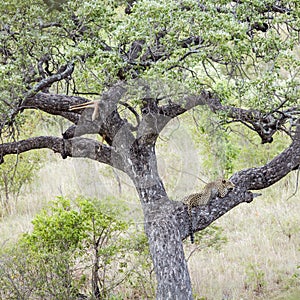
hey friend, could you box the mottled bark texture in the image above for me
[128,144,194,300]
[1,86,299,299]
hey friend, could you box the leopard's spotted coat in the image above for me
[182,179,235,243]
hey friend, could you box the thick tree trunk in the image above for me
[129,143,193,300]
[144,209,193,300]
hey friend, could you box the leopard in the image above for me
[182,179,235,243]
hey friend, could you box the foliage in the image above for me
[0,195,154,299]
[1,0,299,199]
[0,151,43,214]
[1,0,300,298]
[199,117,291,178]
[184,224,228,262]
[244,263,266,295]
[22,196,87,253]
[0,194,229,299]
[121,230,156,299]
[0,246,78,300]
[1,0,299,117]
[194,109,241,178]
[193,224,227,250]
[284,266,300,291]
[0,111,46,215]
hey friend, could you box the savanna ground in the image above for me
[1,115,299,300]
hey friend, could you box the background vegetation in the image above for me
[0,111,299,299]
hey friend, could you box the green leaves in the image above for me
[0,150,44,215]
[22,196,130,254]
[17,196,146,298]
[1,0,299,116]
[22,197,84,252]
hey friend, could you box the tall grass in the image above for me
[187,173,300,300]
[0,152,142,244]
[0,151,299,299]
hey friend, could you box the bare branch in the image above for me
[22,87,135,146]
[22,92,86,122]
[0,135,125,171]
[158,90,212,118]
[231,125,300,190]
[204,95,299,143]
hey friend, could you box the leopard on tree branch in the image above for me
[182,179,235,243]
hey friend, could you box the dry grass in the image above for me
[0,152,142,244]
[0,149,299,299]
[187,174,300,300]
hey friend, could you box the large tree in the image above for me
[0,0,299,299]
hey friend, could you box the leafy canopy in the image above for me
[0,0,299,120]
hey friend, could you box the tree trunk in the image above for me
[144,210,193,300]
[129,143,193,300]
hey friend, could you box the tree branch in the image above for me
[0,136,125,171]
[158,88,299,143]
[25,61,74,98]
[22,87,136,146]
[230,124,300,190]
[22,92,86,122]
[158,90,212,118]
[176,123,300,240]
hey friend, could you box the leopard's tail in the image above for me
[188,208,194,244]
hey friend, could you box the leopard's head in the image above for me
[221,179,235,190]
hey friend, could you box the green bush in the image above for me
[0,196,230,299]
[0,196,152,299]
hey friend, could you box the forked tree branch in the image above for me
[159,90,299,143]
[21,88,298,147]
[22,92,85,122]
[26,62,75,98]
